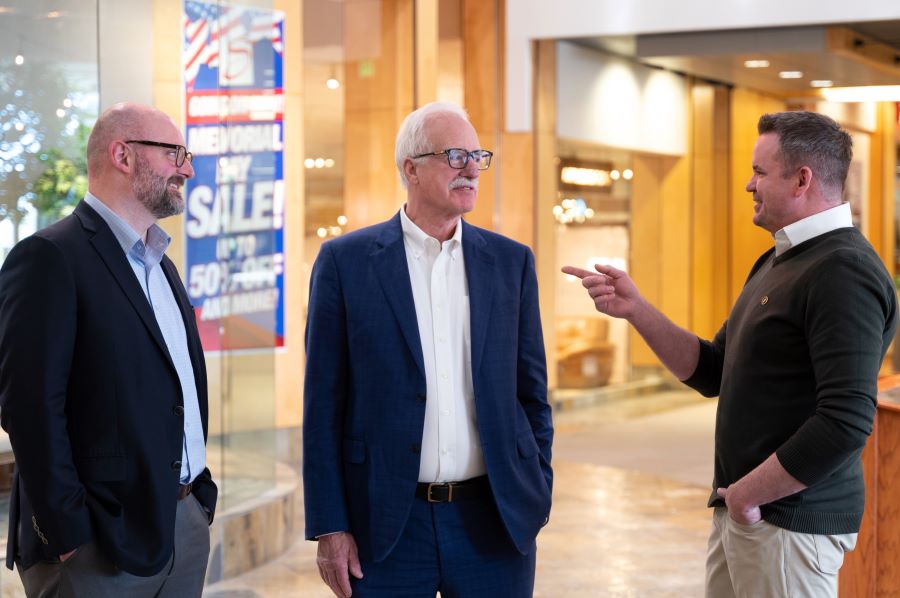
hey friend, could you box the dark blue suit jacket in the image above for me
[0,201,217,576]
[303,214,552,562]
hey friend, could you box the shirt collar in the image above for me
[399,205,463,256]
[83,192,171,266]
[773,202,852,256]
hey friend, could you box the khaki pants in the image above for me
[706,507,856,598]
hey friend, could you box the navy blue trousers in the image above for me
[351,494,536,597]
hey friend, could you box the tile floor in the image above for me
[205,392,718,597]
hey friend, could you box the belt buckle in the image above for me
[427,482,452,503]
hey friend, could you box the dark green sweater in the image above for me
[684,227,898,534]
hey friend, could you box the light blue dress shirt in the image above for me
[83,193,207,484]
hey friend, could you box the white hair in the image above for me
[395,102,471,188]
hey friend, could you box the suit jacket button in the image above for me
[415,394,426,403]
[410,444,420,454]
[171,460,182,470]
[173,405,185,416]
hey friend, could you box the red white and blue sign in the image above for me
[182,0,285,351]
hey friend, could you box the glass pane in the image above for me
[0,2,99,261]
[0,2,99,594]
[181,0,282,579]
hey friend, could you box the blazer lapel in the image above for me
[462,221,494,379]
[75,202,176,370]
[371,216,426,379]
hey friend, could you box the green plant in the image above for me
[32,148,88,227]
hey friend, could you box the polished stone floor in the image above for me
[205,392,717,597]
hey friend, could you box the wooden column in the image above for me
[462,0,499,230]
[867,101,897,276]
[415,0,438,106]
[628,84,693,368]
[690,84,731,340]
[274,0,304,427]
[533,39,557,388]
[727,88,784,302]
[343,0,415,229]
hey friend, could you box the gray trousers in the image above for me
[19,493,211,598]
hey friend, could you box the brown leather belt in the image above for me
[415,476,489,503]
[177,483,193,500]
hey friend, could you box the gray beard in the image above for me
[132,154,184,219]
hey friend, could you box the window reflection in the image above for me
[0,2,98,262]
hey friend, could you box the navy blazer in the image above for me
[303,214,552,562]
[0,201,217,576]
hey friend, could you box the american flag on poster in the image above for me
[183,0,284,90]
[182,0,286,352]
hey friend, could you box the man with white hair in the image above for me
[303,101,552,597]
[0,102,216,597]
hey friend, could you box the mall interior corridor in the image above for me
[204,391,717,598]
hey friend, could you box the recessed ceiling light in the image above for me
[810,80,833,88]
[744,60,770,68]
[779,71,804,79]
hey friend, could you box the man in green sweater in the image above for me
[563,110,898,597]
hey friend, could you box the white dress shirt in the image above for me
[400,206,486,483]
[774,202,853,256]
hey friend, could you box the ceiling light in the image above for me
[778,71,803,79]
[810,80,833,88]
[337,215,348,226]
[821,85,900,102]
[314,158,325,168]
[304,158,315,168]
[609,169,621,181]
[622,169,634,180]
[46,10,61,18]
[324,158,335,168]
[744,60,770,68]
[14,54,24,66]
[560,166,610,187]
[326,78,340,90]
[56,108,66,118]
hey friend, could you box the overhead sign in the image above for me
[182,0,285,351]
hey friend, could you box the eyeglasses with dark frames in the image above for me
[412,148,493,170]
[125,140,193,168]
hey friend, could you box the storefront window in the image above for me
[0,2,99,263]
[0,2,99,592]
[555,142,636,390]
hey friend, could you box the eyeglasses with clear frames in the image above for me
[125,140,193,168]
[412,148,493,170]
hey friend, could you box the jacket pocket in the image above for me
[342,438,366,464]
[516,431,539,459]
[76,456,125,481]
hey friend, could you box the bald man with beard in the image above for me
[0,102,217,597]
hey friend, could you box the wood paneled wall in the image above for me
[534,40,558,387]
[868,102,897,276]
[727,88,785,303]
[343,0,415,229]
[691,85,731,340]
